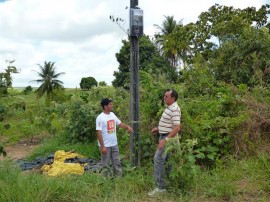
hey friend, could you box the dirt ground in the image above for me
[0,136,42,161]
[0,144,39,160]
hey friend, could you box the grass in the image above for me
[28,136,100,161]
[0,90,46,144]
[189,154,270,201]
[1,148,269,201]
[0,160,156,202]
[1,88,270,201]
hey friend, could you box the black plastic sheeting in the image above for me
[16,154,102,173]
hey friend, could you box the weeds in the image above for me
[1,152,269,201]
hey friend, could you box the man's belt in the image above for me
[159,133,169,136]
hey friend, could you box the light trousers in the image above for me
[154,135,171,189]
[100,145,122,177]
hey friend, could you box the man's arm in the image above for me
[97,130,107,154]
[167,125,181,139]
[158,124,181,150]
[119,122,133,133]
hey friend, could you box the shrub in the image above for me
[0,143,6,156]
[0,105,5,122]
[23,86,33,95]
[64,99,100,143]
[52,88,70,103]
[166,138,201,192]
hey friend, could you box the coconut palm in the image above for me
[32,61,65,104]
[154,16,178,38]
[154,16,181,66]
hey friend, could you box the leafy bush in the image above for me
[166,138,201,192]
[80,77,97,90]
[140,71,171,127]
[0,105,5,121]
[64,99,100,143]
[12,101,26,111]
[0,86,8,95]
[52,88,71,103]
[23,86,33,95]
[181,86,248,165]
[99,81,107,86]
[0,143,6,156]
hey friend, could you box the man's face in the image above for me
[164,91,175,106]
[105,102,113,111]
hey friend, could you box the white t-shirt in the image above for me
[96,112,121,147]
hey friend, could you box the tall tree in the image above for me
[162,23,195,69]
[163,4,270,87]
[193,4,270,57]
[0,60,18,95]
[154,16,180,66]
[32,61,65,104]
[112,35,178,89]
[99,81,107,86]
[194,4,270,87]
[209,26,270,87]
[80,77,97,90]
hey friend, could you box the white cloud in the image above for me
[0,0,268,88]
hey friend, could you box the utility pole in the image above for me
[129,0,143,167]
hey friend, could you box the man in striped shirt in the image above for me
[148,89,181,197]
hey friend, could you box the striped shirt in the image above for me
[158,102,181,134]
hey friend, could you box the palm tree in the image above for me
[32,61,65,104]
[154,16,181,66]
[154,16,177,37]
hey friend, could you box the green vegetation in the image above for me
[0,60,18,95]
[0,152,269,201]
[31,61,65,105]
[23,85,33,95]
[0,78,269,201]
[112,35,179,89]
[80,76,98,90]
[98,81,107,86]
[0,3,270,202]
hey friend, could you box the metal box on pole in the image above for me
[129,8,143,37]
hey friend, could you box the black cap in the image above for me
[101,98,113,108]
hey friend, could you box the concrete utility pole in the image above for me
[129,0,142,167]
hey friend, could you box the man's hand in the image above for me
[151,127,158,135]
[158,139,166,149]
[100,146,107,154]
[127,126,133,133]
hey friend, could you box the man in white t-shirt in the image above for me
[96,98,133,177]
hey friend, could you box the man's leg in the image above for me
[111,145,122,176]
[154,147,167,189]
[100,147,112,177]
[165,153,172,178]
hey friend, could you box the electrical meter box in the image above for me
[130,8,143,37]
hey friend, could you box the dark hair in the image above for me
[165,89,178,101]
[101,98,113,109]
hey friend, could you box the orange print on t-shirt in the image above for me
[107,120,115,134]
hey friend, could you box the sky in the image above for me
[0,0,268,88]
